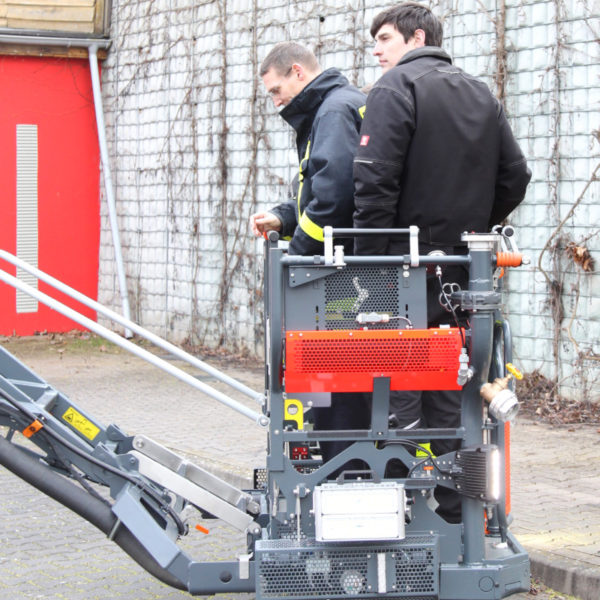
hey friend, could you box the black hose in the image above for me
[0,434,188,591]
[0,388,186,536]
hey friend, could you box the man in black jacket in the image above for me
[251,42,366,256]
[353,3,531,522]
[252,42,368,470]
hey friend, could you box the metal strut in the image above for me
[0,251,268,427]
[0,346,260,594]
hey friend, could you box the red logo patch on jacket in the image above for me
[360,135,370,146]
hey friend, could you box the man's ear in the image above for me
[413,28,426,47]
[291,62,305,80]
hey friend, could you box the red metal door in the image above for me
[0,55,100,335]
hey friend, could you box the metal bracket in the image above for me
[324,226,334,265]
[129,449,258,532]
[323,226,346,267]
[451,291,502,311]
[239,552,253,580]
[132,435,259,513]
[461,231,500,251]
[288,267,338,288]
[409,225,420,267]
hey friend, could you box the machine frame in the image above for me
[0,227,529,599]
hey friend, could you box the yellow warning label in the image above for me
[62,407,100,441]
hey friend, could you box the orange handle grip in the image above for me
[496,252,522,267]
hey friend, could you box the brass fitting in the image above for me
[480,375,511,403]
[480,363,522,422]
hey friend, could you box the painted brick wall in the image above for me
[99,0,599,399]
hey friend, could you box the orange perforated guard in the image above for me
[285,328,463,393]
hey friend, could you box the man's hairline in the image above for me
[373,19,392,40]
[372,20,423,43]
[262,62,321,79]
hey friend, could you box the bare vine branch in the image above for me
[537,160,600,287]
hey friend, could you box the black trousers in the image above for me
[385,262,469,523]
[387,388,462,523]
[312,392,371,477]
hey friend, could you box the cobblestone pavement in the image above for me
[0,465,253,600]
[1,337,598,599]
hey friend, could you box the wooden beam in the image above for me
[1,0,108,35]
[7,6,96,22]
[0,43,108,59]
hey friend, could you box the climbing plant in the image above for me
[100,0,598,399]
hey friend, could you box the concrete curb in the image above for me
[528,548,600,600]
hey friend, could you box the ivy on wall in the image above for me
[101,0,598,400]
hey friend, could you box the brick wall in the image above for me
[99,0,599,399]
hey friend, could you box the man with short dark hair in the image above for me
[252,42,368,469]
[353,3,531,523]
[250,42,365,256]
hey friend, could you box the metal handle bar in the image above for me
[0,250,265,406]
[281,254,471,266]
[324,225,420,266]
[330,228,413,236]
[0,265,269,428]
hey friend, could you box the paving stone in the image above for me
[2,338,599,599]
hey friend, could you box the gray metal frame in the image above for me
[259,228,529,600]
[0,227,530,599]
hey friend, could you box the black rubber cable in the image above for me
[0,433,188,591]
[0,388,185,535]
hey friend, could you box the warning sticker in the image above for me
[62,407,100,441]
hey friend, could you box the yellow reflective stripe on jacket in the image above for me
[299,212,324,242]
[296,140,311,217]
[295,105,364,243]
[296,139,325,242]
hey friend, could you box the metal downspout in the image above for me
[88,44,132,338]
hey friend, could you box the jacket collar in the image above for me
[397,46,452,67]
[280,68,349,134]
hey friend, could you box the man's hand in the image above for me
[250,211,282,236]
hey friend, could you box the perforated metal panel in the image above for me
[274,520,308,542]
[394,546,438,596]
[285,265,427,331]
[323,267,401,330]
[253,468,267,490]
[285,329,463,393]
[255,536,439,599]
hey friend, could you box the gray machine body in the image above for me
[0,228,529,599]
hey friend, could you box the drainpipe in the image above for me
[0,33,132,337]
[89,44,132,337]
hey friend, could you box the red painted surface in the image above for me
[285,328,463,393]
[0,56,100,334]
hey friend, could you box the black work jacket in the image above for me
[353,47,531,255]
[271,68,366,255]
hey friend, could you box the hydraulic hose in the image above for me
[0,435,188,591]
